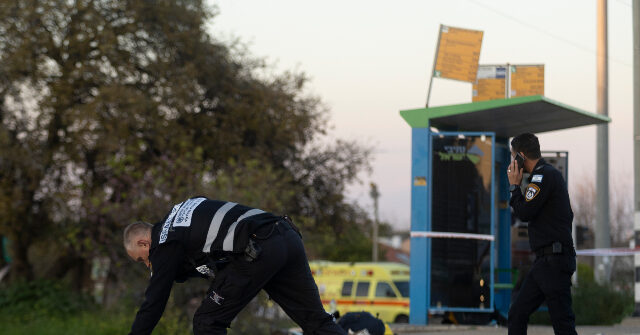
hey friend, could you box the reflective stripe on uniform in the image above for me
[202,202,237,252]
[222,209,265,251]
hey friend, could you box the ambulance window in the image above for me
[355,281,370,297]
[393,281,410,298]
[375,282,397,298]
[341,281,354,296]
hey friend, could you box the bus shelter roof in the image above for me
[400,95,610,137]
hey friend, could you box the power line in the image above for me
[614,0,630,7]
[465,0,632,68]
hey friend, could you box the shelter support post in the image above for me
[409,127,430,324]
[495,139,513,318]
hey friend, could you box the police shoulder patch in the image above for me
[525,184,540,202]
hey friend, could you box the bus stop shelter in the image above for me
[400,95,610,324]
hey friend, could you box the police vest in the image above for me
[155,197,280,275]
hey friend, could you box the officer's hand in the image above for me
[507,160,523,186]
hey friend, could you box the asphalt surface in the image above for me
[391,317,640,335]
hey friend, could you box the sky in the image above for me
[208,0,634,230]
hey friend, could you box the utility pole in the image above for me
[595,0,612,285]
[370,182,380,262]
[632,0,640,316]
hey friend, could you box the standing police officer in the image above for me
[123,196,346,335]
[506,133,577,335]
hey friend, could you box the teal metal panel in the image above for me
[495,139,513,318]
[409,127,430,324]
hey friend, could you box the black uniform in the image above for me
[128,196,345,335]
[508,159,577,335]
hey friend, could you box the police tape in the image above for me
[409,232,639,255]
[575,248,640,256]
[410,231,495,241]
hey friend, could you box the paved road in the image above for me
[392,317,640,335]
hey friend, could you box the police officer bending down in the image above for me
[506,133,577,335]
[123,196,346,335]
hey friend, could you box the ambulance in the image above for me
[309,261,410,324]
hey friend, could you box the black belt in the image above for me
[251,216,300,239]
[534,242,575,257]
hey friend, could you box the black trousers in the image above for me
[192,221,346,335]
[508,253,577,335]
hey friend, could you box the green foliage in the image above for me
[0,280,297,335]
[0,0,374,329]
[0,280,89,322]
[205,159,296,213]
[572,271,633,325]
[0,279,192,334]
[153,303,193,335]
[0,311,132,335]
[577,262,594,284]
[529,263,633,325]
[0,306,192,335]
[0,0,371,287]
[306,221,373,262]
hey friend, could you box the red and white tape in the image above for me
[410,232,640,256]
[410,231,495,241]
[575,248,640,256]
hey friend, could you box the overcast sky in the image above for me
[209,0,633,230]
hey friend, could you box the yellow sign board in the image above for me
[472,65,507,102]
[510,65,544,97]
[473,79,506,102]
[434,25,483,83]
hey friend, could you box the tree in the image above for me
[571,175,634,287]
[0,0,372,290]
[571,176,633,248]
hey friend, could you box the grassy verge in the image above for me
[0,306,192,335]
[0,279,298,334]
[0,279,192,335]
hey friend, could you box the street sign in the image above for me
[510,65,544,97]
[472,65,507,102]
[434,25,484,83]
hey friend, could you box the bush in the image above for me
[0,279,193,334]
[529,263,633,325]
[0,307,193,335]
[0,279,90,322]
[0,279,300,334]
[0,312,131,335]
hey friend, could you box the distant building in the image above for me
[379,233,410,264]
